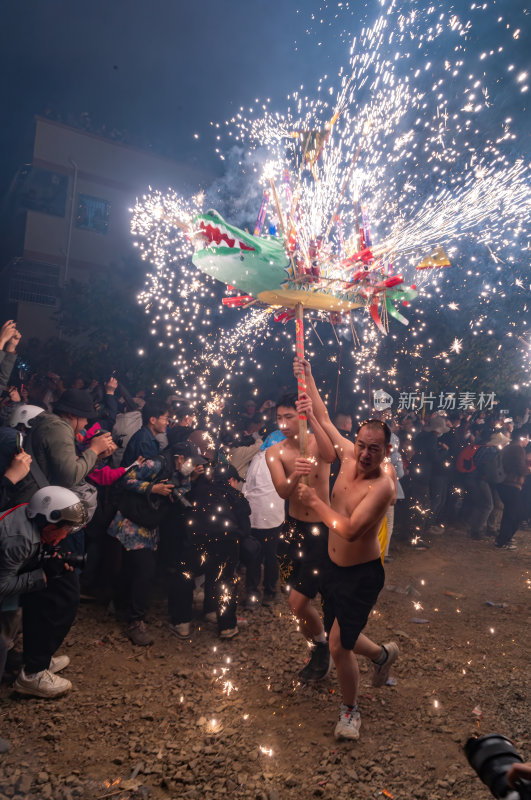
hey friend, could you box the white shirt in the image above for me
[243,450,285,529]
[390,432,405,500]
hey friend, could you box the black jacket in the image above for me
[188,476,251,543]
[411,430,448,481]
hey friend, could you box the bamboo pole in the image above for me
[295,303,309,484]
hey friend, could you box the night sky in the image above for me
[1,0,529,403]
[1,1,528,193]
[1,0,345,190]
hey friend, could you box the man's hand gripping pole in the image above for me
[295,303,309,485]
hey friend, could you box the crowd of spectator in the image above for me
[0,317,529,749]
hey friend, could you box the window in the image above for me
[18,167,68,217]
[76,194,110,234]
[9,260,60,306]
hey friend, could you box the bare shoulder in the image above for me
[376,468,395,499]
[267,440,294,468]
[266,442,282,464]
[338,437,355,460]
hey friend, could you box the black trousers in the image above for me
[495,485,524,547]
[82,488,118,591]
[106,537,157,623]
[22,571,80,674]
[168,538,238,632]
[240,526,281,596]
[467,479,494,537]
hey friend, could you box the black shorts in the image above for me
[282,516,328,599]
[323,556,385,650]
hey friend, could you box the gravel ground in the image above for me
[0,524,529,800]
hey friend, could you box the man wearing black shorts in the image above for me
[296,359,399,741]
[267,393,336,682]
[283,515,329,602]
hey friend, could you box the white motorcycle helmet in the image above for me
[26,487,88,527]
[9,404,45,429]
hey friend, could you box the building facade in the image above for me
[2,116,207,339]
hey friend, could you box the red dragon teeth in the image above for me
[199,220,255,251]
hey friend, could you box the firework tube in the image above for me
[270,176,299,277]
[360,204,373,248]
[283,169,293,209]
[269,177,285,239]
[254,190,269,236]
[335,215,345,259]
[295,303,309,481]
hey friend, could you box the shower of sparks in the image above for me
[450,337,463,354]
[131,0,530,406]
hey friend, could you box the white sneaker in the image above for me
[49,655,70,674]
[334,703,361,740]
[169,622,192,639]
[219,626,239,639]
[14,668,72,698]
[371,641,399,687]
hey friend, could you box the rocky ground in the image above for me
[0,525,529,800]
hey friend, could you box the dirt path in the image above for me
[1,526,529,800]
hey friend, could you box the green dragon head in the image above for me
[191,210,289,297]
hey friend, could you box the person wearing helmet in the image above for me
[0,405,43,510]
[0,487,88,698]
[6,389,115,508]
[8,404,45,431]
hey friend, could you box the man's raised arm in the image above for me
[266,443,312,500]
[296,393,336,464]
[294,357,350,455]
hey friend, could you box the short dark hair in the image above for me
[477,426,494,445]
[275,392,299,411]
[142,401,168,426]
[174,404,195,422]
[212,463,241,483]
[334,410,352,421]
[356,419,391,446]
[512,425,529,441]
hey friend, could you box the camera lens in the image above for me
[64,553,87,570]
[465,734,525,799]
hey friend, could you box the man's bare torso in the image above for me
[271,434,330,522]
[330,440,393,566]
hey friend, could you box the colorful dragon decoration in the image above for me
[189,209,448,334]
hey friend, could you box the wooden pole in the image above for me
[295,303,309,484]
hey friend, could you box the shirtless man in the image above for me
[267,392,336,681]
[295,358,399,741]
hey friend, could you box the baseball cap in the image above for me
[170,441,207,465]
